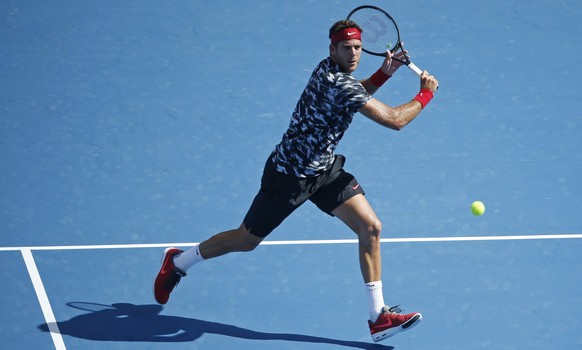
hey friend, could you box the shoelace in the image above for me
[388,305,403,314]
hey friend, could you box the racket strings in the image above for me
[348,8,400,55]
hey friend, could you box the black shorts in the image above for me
[243,154,365,238]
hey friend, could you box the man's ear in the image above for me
[329,43,336,56]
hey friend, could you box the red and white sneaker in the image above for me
[153,248,186,304]
[368,305,422,342]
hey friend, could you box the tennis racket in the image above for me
[347,5,423,76]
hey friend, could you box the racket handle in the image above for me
[407,62,423,76]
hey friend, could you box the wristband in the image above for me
[370,68,390,87]
[414,88,434,109]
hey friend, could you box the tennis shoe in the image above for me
[154,247,186,304]
[368,305,422,342]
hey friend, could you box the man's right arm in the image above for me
[359,71,439,131]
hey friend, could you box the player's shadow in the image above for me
[38,302,394,349]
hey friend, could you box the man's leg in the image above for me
[332,194,421,341]
[332,194,384,321]
[331,194,382,284]
[154,156,303,304]
[154,223,263,305]
[176,223,263,268]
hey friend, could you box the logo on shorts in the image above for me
[352,184,360,190]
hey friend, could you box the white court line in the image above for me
[1,233,581,252]
[264,233,582,245]
[7,233,582,350]
[21,249,67,350]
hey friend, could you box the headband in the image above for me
[330,27,362,44]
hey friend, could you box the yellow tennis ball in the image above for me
[471,201,485,216]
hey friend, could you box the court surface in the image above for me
[1,0,581,349]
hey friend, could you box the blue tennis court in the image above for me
[1,1,581,349]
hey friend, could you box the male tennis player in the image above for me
[154,19,438,342]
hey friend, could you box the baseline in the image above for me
[2,233,581,252]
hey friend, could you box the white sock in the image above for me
[173,244,205,272]
[365,281,385,322]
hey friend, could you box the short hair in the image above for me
[328,20,363,40]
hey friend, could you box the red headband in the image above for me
[330,27,362,44]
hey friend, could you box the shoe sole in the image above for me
[153,247,178,305]
[371,313,422,342]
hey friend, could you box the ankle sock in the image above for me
[365,281,385,322]
[173,244,204,272]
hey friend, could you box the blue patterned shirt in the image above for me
[271,57,372,177]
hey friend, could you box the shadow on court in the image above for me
[38,302,394,349]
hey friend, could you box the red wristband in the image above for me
[414,88,434,109]
[370,69,390,87]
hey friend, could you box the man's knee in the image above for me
[238,237,262,252]
[355,219,381,253]
[363,218,382,241]
[235,224,263,252]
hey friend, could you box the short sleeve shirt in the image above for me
[271,57,372,177]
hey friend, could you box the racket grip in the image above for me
[407,62,423,76]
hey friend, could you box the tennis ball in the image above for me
[471,201,485,216]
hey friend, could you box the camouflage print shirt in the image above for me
[271,57,372,177]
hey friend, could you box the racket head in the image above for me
[346,5,402,57]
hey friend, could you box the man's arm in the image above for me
[359,98,421,131]
[360,76,384,96]
[359,71,439,131]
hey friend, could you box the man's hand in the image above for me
[380,47,409,76]
[419,71,439,92]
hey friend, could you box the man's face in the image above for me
[330,39,362,73]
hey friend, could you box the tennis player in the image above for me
[154,19,438,342]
